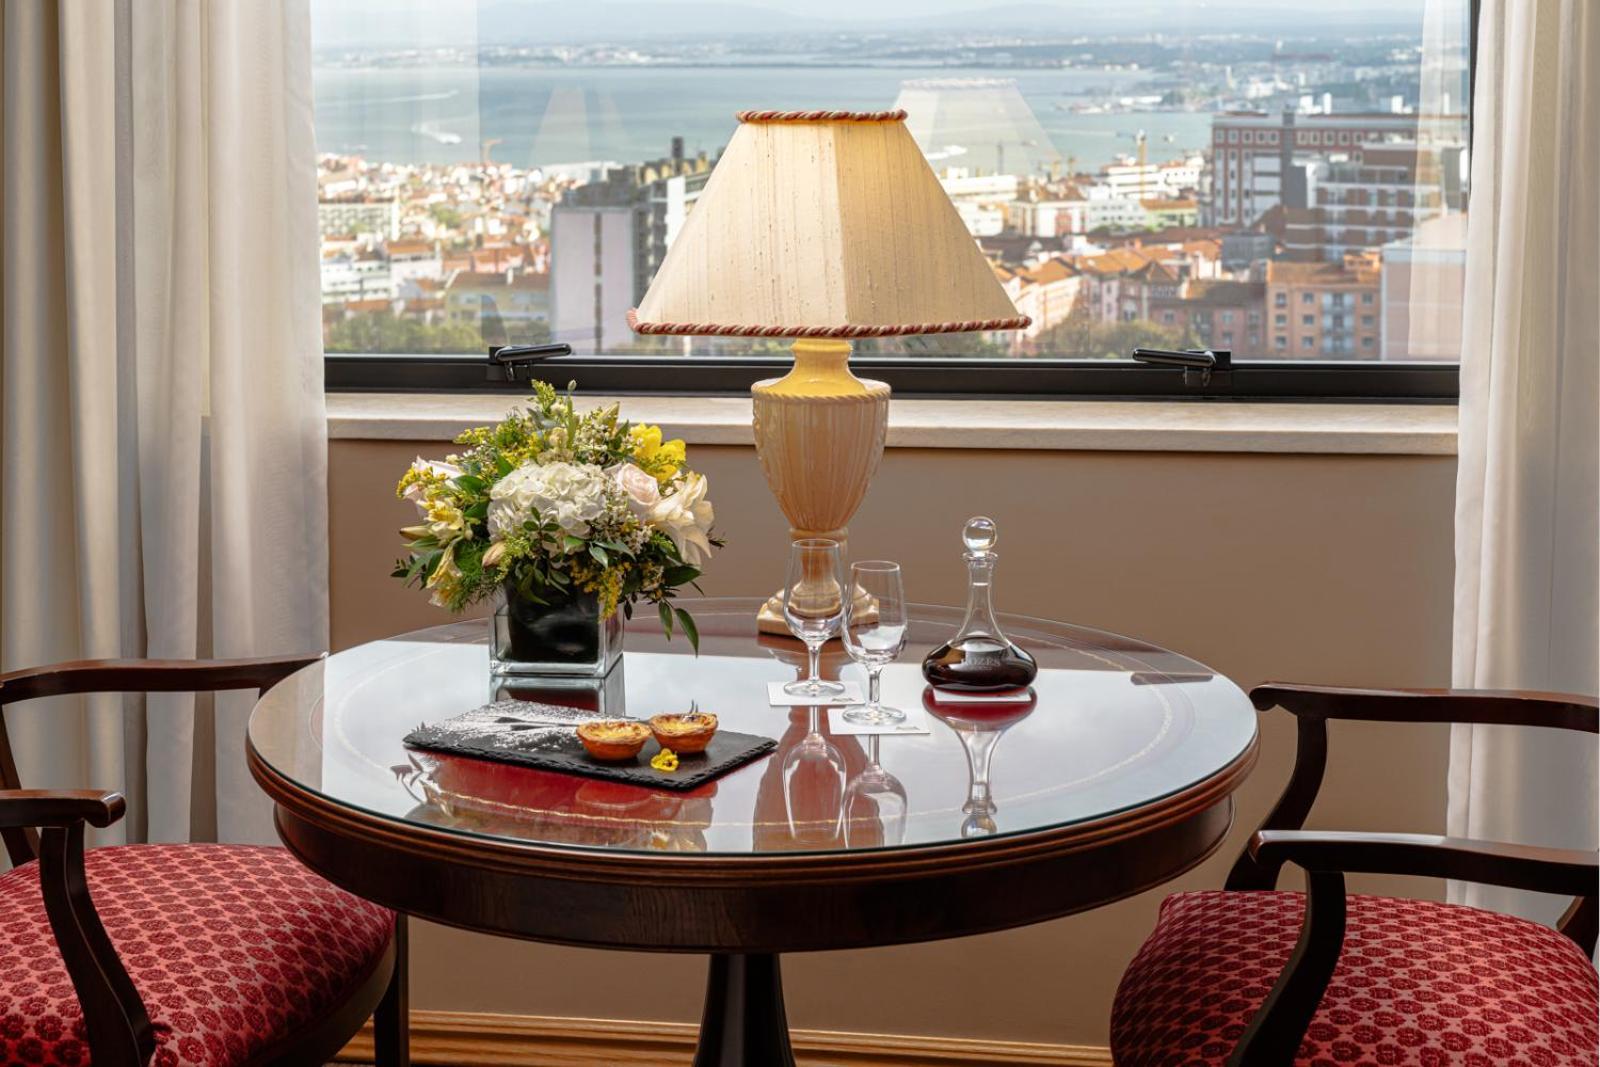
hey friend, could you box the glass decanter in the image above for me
[922,517,1038,692]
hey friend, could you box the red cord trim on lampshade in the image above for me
[626,307,1031,337]
[734,109,909,124]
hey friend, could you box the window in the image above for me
[1302,314,1315,326]
[315,1,1469,399]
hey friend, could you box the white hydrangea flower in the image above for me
[489,461,609,542]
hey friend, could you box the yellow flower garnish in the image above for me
[650,748,679,772]
[629,424,687,483]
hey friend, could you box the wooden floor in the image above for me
[335,1011,1114,1066]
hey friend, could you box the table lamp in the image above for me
[629,109,1029,631]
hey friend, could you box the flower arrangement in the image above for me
[393,382,721,651]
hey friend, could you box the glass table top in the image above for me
[248,598,1257,857]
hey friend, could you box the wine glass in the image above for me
[781,539,846,698]
[840,561,908,726]
[843,735,908,848]
[782,706,847,843]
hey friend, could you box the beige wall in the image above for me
[330,437,1456,1046]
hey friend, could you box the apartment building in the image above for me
[1265,255,1382,358]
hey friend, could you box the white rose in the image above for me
[609,463,661,519]
[647,472,716,566]
[488,460,608,541]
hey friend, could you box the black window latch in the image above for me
[487,343,575,383]
[1131,347,1233,388]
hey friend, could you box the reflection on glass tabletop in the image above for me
[247,598,1257,857]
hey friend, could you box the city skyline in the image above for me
[312,6,1469,365]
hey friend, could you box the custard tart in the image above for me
[647,712,719,755]
[575,720,650,761]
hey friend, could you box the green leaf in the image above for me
[662,565,700,587]
[658,600,674,641]
[455,474,486,494]
[674,608,700,655]
[563,535,585,554]
[588,544,609,567]
[622,600,634,620]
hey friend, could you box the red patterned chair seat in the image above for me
[0,844,394,1066]
[1112,890,1599,1067]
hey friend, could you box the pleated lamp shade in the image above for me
[629,109,1029,338]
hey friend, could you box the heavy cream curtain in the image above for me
[1450,0,1599,922]
[0,0,327,846]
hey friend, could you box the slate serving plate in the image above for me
[403,701,776,792]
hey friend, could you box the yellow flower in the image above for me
[425,545,463,608]
[629,424,687,482]
[426,500,467,541]
[650,748,679,772]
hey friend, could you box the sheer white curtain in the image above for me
[1449,0,1599,922]
[0,0,327,846]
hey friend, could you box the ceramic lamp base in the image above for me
[756,585,879,637]
[751,339,890,635]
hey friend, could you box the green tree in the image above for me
[428,204,463,230]
[324,311,549,354]
[1040,309,1197,360]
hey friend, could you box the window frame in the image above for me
[320,1,1477,405]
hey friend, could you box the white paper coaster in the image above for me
[924,685,1036,705]
[766,680,864,707]
[827,705,931,736]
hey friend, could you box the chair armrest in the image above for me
[1249,683,1597,732]
[1250,829,1598,898]
[0,789,126,830]
[0,654,324,707]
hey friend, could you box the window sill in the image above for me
[326,393,1457,456]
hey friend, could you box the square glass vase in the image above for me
[489,587,623,677]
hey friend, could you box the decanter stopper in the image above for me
[963,516,998,557]
[922,516,1038,692]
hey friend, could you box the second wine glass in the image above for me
[841,561,908,726]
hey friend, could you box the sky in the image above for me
[312,0,1441,49]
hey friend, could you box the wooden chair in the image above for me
[0,657,410,1067]
[1111,684,1598,1067]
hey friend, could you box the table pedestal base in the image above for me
[693,953,796,1067]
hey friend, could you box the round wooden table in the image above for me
[247,597,1257,1065]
